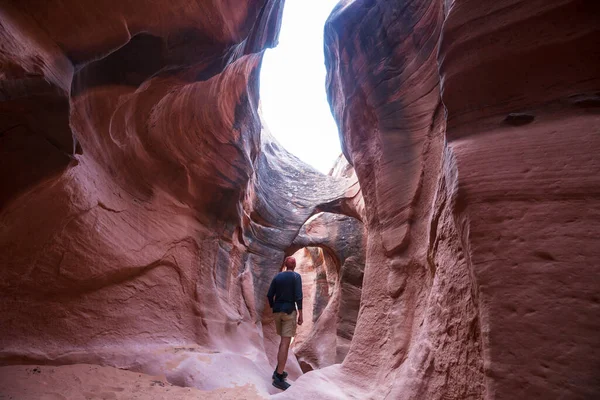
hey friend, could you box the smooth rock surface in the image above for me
[281,0,599,399]
[2,0,599,399]
[0,0,362,396]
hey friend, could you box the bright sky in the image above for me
[259,0,342,174]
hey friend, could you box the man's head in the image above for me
[283,256,296,271]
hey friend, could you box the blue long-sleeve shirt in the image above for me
[267,271,303,314]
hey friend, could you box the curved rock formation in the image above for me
[253,129,366,381]
[0,0,364,397]
[283,0,599,399]
[288,211,365,372]
[2,0,599,398]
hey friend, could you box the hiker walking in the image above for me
[267,256,303,390]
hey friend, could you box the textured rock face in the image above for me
[310,2,483,399]
[0,0,365,396]
[278,0,598,399]
[1,0,280,349]
[2,0,599,399]
[289,211,365,371]
[438,1,600,398]
[285,156,366,372]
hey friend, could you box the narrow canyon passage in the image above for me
[1,0,599,399]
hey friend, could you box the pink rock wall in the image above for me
[1,0,283,365]
[439,1,600,398]
[0,0,365,395]
[280,0,599,399]
[2,0,599,398]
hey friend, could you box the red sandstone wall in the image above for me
[439,1,600,398]
[1,0,281,363]
[2,0,598,398]
[283,0,599,399]
[0,0,364,396]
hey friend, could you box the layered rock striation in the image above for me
[281,0,599,399]
[0,0,365,397]
[438,1,600,398]
[1,0,599,399]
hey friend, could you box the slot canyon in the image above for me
[0,0,598,399]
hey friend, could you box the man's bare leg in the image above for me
[276,336,292,375]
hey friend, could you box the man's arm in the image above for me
[294,273,303,325]
[267,277,276,309]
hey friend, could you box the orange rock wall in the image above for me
[290,210,366,371]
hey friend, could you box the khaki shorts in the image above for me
[274,310,297,337]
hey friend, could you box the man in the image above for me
[266,256,303,391]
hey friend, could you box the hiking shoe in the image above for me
[272,370,288,380]
[272,376,291,391]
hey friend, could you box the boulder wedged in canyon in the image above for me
[282,0,599,399]
[0,0,365,397]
